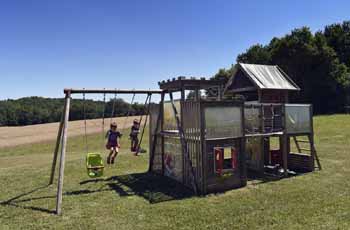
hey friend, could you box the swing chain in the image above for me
[136,93,152,154]
[102,91,106,141]
[83,91,89,154]
[122,93,136,130]
[110,90,117,124]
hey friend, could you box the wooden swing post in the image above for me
[56,92,71,215]
[49,98,67,185]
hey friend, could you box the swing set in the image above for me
[82,91,153,178]
[49,88,162,215]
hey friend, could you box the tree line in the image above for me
[0,97,148,126]
[214,21,350,114]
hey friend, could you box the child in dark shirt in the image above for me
[105,122,122,164]
[130,119,140,154]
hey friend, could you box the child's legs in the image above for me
[108,149,114,157]
[111,147,119,159]
[131,136,139,151]
[130,139,134,149]
[133,137,139,150]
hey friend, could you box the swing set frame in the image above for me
[49,88,163,215]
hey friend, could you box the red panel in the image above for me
[231,148,238,170]
[214,147,224,175]
[270,149,282,165]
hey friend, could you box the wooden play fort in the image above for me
[50,63,321,215]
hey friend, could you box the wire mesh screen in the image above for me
[244,104,261,134]
[205,106,243,139]
[163,136,183,182]
[149,104,162,173]
[285,104,312,134]
[163,100,181,131]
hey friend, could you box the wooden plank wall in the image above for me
[181,101,203,191]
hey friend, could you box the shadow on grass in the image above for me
[0,183,112,215]
[247,168,310,186]
[104,172,194,204]
[79,172,194,203]
[0,185,56,214]
[0,172,194,215]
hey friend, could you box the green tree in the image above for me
[237,44,271,64]
[221,24,350,114]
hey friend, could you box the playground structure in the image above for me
[149,78,247,194]
[224,63,321,176]
[50,64,321,215]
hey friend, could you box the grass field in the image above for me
[0,115,350,229]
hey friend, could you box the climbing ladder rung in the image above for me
[300,148,311,152]
[295,139,309,143]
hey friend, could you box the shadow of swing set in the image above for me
[49,63,322,215]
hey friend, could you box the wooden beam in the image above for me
[49,99,67,185]
[64,88,163,95]
[292,136,302,153]
[55,93,71,215]
[230,86,257,93]
[282,105,288,177]
[149,93,164,172]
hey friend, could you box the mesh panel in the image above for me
[285,104,311,134]
[164,136,183,182]
[205,106,242,139]
[163,100,181,131]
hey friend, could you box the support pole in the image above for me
[282,134,289,177]
[149,93,165,172]
[56,93,71,215]
[282,104,288,177]
[49,99,67,185]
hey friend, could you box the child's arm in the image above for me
[105,130,110,139]
[117,132,122,147]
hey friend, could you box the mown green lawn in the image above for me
[0,115,350,230]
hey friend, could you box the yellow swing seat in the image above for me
[86,153,104,178]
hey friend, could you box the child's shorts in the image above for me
[106,142,120,150]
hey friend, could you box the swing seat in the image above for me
[86,153,104,178]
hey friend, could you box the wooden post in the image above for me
[160,92,165,175]
[309,105,321,170]
[240,103,247,186]
[180,89,186,184]
[149,93,164,172]
[49,99,67,185]
[200,102,207,194]
[195,89,200,102]
[282,104,288,177]
[56,93,71,215]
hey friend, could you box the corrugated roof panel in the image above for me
[239,63,300,90]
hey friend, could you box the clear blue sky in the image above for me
[1,0,349,100]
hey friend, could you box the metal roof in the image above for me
[225,63,300,92]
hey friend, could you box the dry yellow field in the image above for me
[0,116,144,148]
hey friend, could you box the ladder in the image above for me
[293,136,322,170]
[262,105,283,133]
